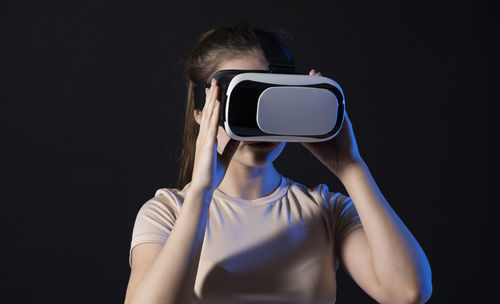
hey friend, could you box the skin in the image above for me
[125,54,432,304]
[194,55,433,303]
[192,55,285,200]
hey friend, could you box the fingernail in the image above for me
[211,78,216,85]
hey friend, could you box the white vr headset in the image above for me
[193,29,345,143]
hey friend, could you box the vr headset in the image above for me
[193,29,345,143]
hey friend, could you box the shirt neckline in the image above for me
[212,175,289,206]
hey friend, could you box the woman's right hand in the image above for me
[190,78,240,196]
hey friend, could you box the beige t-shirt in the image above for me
[129,175,363,303]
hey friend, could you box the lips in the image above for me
[245,141,278,151]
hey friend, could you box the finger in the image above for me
[309,69,316,76]
[205,87,210,109]
[201,79,216,132]
[207,79,219,123]
[200,87,210,128]
[208,78,217,107]
[210,96,220,126]
[208,99,221,139]
[316,71,322,76]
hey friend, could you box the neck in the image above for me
[216,161,282,200]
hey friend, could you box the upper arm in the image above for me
[125,243,164,304]
[124,191,181,303]
[339,227,388,303]
[327,192,387,300]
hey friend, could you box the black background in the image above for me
[1,0,497,303]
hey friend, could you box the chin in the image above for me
[234,143,286,167]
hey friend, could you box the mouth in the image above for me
[245,141,279,151]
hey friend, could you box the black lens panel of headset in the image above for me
[227,80,344,139]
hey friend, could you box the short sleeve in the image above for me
[128,189,182,268]
[331,193,362,242]
[328,192,363,272]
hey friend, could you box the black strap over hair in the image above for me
[193,27,296,110]
[253,28,296,74]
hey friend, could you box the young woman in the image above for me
[124,22,432,304]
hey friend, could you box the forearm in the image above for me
[337,159,432,301]
[127,188,212,304]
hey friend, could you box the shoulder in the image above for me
[286,177,338,208]
[136,185,188,218]
[286,177,342,200]
[153,186,186,206]
[286,177,353,212]
[130,186,188,240]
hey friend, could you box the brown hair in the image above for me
[176,21,293,189]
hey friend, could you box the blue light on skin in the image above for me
[194,55,286,201]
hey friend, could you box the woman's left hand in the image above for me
[301,69,364,178]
